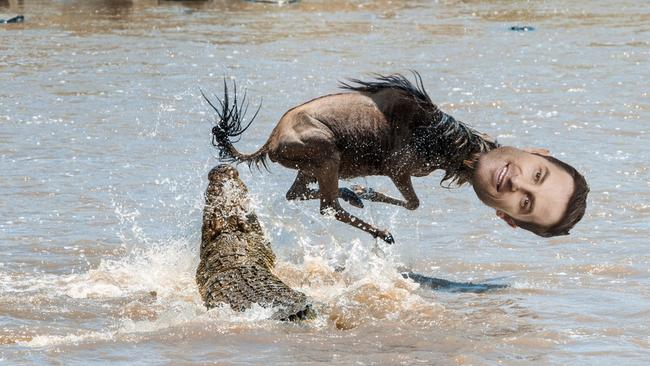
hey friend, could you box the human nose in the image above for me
[509,175,530,192]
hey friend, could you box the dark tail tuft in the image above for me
[202,78,269,170]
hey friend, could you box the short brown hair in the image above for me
[513,155,589,237]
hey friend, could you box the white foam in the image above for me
[0,238,199,301]
[21,331,115,348]
[6,202,441,349]
[59,239,199,300]
[18,301,288,348]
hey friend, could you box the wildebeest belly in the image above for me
[336,140,389,178]
[307,95,395,178]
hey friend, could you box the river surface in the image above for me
[1,0,649,365]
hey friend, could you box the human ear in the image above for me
[523,147,551,156]
[496,210,518,228]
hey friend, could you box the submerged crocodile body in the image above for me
[0,15,24,24]
[195,164,313,320]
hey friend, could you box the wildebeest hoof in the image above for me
[509,25,535,32]
[351,185,377,200]
[340,187,364,208]
[375,230,394,244]
[0,15,24,24]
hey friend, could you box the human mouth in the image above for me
[495,163,509,193]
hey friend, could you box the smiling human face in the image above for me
[470,146,575,229]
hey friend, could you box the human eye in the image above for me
[534,169,542,182]
[520,196,530,210]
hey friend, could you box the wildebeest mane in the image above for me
[339,71,436,113]
[341,72,499,187]
[416,112,498,187]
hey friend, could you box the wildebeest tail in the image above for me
[202,79,270,170]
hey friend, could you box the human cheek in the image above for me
[494,194,517,214]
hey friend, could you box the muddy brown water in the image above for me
[1,1,649,365]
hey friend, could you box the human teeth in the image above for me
[497,165,508,189]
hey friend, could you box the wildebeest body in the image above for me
[267,89,434,179]
[205,73,497,243]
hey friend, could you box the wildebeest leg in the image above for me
[314,159,394,244]
[285,170,318,200]
[286,170,364,208]
[351,174,420,210]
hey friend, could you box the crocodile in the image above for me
[195,164,314,321]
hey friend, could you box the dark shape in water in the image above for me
[403,272,508,293]
[195,164,315,321]
[0,15,24,24]
[244,0,300,4]
[509,25,535,32]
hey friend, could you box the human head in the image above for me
[470,146,589,237]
